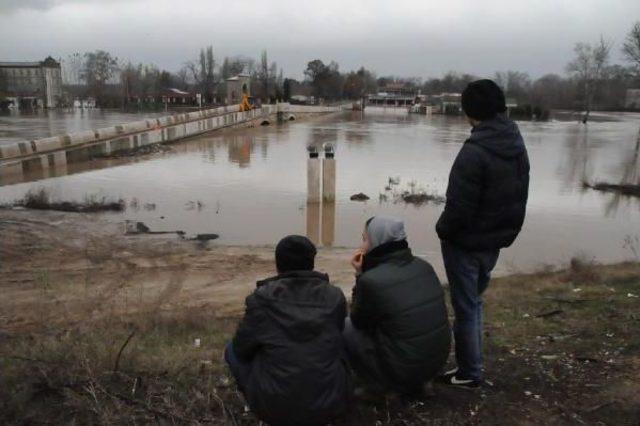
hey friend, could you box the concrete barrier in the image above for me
[0,103,345,183]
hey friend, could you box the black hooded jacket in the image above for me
[436,115,530,251]
[351,241,451,394]
[232,270,351,426]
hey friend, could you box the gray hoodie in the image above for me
[366,216,407,252]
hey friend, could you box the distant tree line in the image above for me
[61,47,285,109]
[59,21,640,116]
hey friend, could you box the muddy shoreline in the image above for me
[0,208,356,333]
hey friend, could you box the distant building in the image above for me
[625,89,640,110]
[368,82,418,106]
[0,56,63,109]
[161,88,197,105]
[225,74,251,105]
[428,93,462,114]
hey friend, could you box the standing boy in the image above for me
[436,79,530,387]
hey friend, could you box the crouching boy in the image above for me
[225,235,352,426]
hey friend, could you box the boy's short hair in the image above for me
[275,235,317,273]
[461,79,507,121]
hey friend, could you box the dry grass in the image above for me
[1,260,639,425]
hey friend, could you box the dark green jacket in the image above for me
[351,241,450,393]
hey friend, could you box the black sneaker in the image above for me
[437,368,481,389]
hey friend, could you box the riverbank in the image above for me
[0,208,639,424]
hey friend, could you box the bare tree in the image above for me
[494,70,532,102]
[258,50,270,101]
[622,21,640,77]
[185,45,216,103]
[566,36,612,123]
[205,46,216,102]
[81,50,120,106]
[62,52,84,85]
[175,67,190,89]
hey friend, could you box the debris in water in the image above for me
[350,193,370,201]
[583,181,640,197]
[192,233,219,241]
[388,176,400,186]
[400,191,445,205]
[124,220,184,236]
[378,179,445,206]
[98,143,173,159]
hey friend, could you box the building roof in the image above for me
[166,88,191,96]
[226,73,250,81]
[0,61,41,68]
[0,57,60,68]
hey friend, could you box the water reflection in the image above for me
[321,201,336,247]
[306,201,321,245]
[310,127,339,148]
[559,121,640,215]
[560,125,591,190]
[603,134,640,215]
[228,135,254,168]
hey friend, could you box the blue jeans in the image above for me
[441,240,499,381]
[224,342,252,393]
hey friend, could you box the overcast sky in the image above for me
[1,0,638,80]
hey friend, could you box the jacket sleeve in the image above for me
[350,276,380,330]
[335,290,348,331]
[436,143,485,240]
[232,294,264,362]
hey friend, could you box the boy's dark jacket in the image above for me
[352,240,451,393]
[232,270,351,426]
[436,115,530,251]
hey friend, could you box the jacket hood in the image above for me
[362,240,411,273]
[255,271,341,342]
[468,114,526,159]
[365,216,407,252]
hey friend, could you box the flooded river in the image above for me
[1,109,639,275]
[0,109,167,146]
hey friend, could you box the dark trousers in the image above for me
[441,240,499,381]
[342,318,388,392]
[224,342,252,393]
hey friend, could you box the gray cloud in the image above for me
[0,0,133,14]
[0,0,55,13]
[0,0,638,79]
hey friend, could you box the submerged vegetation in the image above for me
[583,181,640,197]
[16,188,125,213]
[380,177,446,206]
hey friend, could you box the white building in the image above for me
[0,56,63,109]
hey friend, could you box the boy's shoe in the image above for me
[436,368,482,389]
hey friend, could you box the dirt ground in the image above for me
[0,208,356,333]
[1,208,639,425]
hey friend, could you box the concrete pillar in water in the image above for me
[307,146,321,203]
[321,201,335,247]
[322,143,335,202]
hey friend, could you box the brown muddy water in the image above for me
[0,109,167,146]
[1,109,639,275]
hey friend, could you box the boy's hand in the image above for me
[351,250,364,274]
